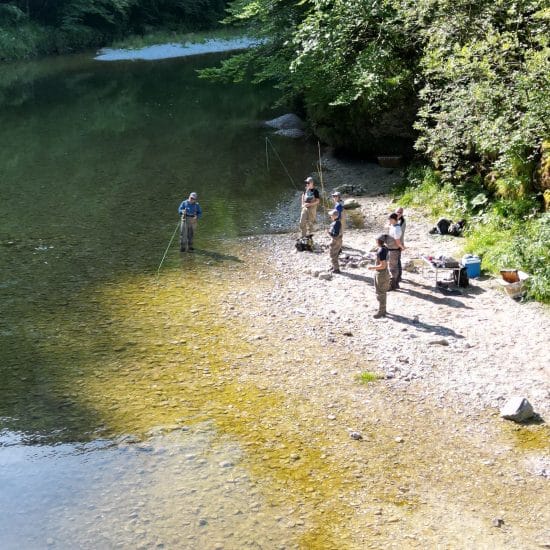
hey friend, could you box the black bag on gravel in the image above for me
[453,266,469,287]
[295,235,314,252]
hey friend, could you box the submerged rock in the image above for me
[275,128,305,139]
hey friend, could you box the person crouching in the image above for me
[327,209,342,274]
[368,235,390,318]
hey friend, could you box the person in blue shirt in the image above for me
[327,209,342,273]
[331,190,346,254]
[331,191,345,227]
[178,192,202,251]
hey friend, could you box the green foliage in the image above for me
[399,166,550,303]
[0,0,230,60]
[0,3,26,25]
[397,165,464,219]
[0,22,55,61]
[203,0,420,151]
[412,0,549,191]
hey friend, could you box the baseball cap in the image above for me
[189,192,198,199]
[304,176,315,184]
[331,191,341,196]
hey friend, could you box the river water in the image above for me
[0,49,323,548]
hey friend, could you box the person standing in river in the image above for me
[368,235,390,318]
[178,192,202,251]
[300,176,320,237]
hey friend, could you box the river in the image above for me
[0,47,322,548]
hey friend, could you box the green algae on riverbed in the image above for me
[505,423,550,452]
[1,260,356,545]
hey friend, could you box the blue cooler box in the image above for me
[462,255,481,278]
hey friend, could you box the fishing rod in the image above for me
[317,140,329,229]
[265,136,301,191]
[156,219,181,276]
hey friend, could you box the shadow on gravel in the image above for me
[386,313,465,339]
[339,271,372,283]
[400,282,473,309]
[518,414,546,426]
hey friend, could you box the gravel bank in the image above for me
[217,155,549,547]
[252,155,550,419]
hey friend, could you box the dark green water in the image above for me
[0,50,317,437]
[0,51,333,548]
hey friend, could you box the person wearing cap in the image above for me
[327,209,342,273]
[386,213,405,289]
[331,190,346,242]
[395,207,406,284]
[178,192,202,251]
[368,235,390,318]
[300,176,320,237]
[395,206,406,245]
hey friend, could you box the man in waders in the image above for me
[178,192,202,251]
[368,235,390,318]
[300,176,320,237]
[386,213,405,290]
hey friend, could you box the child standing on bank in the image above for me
[327,209,342,273]
[368,235,390,318]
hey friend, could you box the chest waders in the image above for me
[180,215,189,252]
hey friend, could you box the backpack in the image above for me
[448,219,466,237]
[295,235,314,252]
[435,218,451,235]
[453,266,469,287]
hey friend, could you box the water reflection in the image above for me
[0,50,343,548]
[0,51,317,440]
[0,427,300,549]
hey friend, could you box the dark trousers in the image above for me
[388,249,401,289]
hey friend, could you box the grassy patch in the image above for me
[355,371,381,384]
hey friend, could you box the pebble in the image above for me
[492,517,504,528]
[349,431,363,440]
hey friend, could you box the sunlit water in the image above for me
[95,38,261,61]
[0,49,328,548]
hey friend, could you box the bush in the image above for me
[398,165,550,303]
[0,23,56,61]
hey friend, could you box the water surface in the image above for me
[0,50,327,548]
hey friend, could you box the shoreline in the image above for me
[214,154,549,546]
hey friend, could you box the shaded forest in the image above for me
[0,0,229,59]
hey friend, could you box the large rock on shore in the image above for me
[265,114,304,130]
[500,397,535,422]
